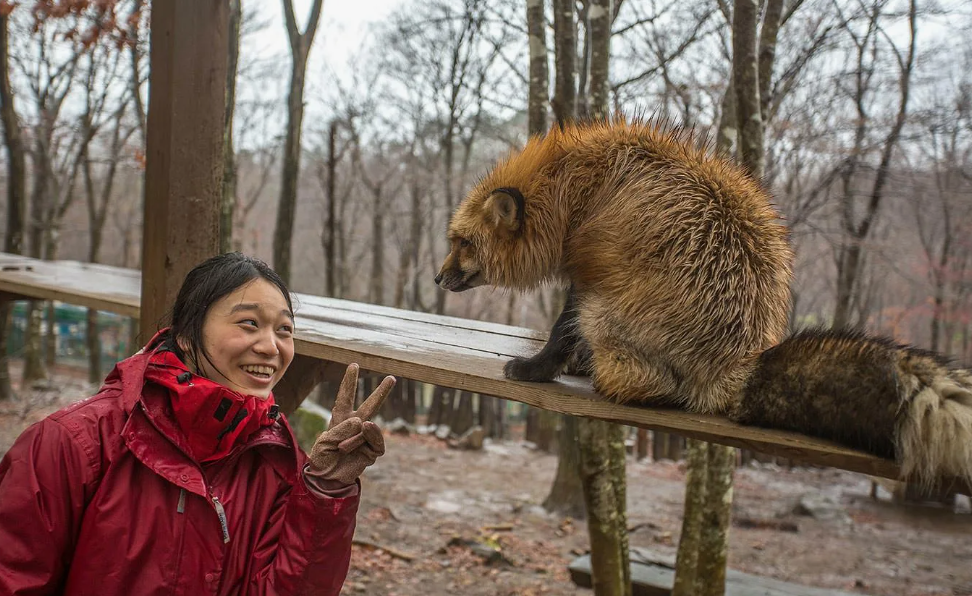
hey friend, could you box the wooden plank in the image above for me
[291,326,901,479]
[568,551,860,596]
[140,0,228,341]
[0,253,907,479]
[294,298,543,360]
[0,257,140,317]
[294,293,548,341]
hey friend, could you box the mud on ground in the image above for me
[2,370,970,596]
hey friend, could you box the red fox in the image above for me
[435,118,972,490]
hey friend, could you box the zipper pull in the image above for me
[177,488,186,514]
[211,495,230,543]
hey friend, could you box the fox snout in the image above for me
[435,239,485,292]
[434,269,466,292]
[434,263,480,292]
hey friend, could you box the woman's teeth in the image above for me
[242,365,275,378]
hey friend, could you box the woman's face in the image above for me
[191,278,296,399]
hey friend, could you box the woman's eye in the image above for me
[279,325,294,334]
[239,319,258,327]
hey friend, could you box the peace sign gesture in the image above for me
[307,364,397,485]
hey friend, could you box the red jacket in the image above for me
[0,349,359,596]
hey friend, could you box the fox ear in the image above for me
[485,188,524,235]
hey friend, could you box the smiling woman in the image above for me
[0,252,395,596]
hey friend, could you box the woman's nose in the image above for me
[253,330,280,355]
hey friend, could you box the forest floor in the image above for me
[1,364,971,596]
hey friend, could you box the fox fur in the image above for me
[435,118,972,489]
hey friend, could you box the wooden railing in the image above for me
[0,252,901,480]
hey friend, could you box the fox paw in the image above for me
[504,357,559,382]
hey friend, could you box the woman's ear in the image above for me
[175,336,194,368]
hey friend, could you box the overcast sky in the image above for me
[231,0,404,147]
[252,0,402,74]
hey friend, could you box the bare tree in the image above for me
[551,0,576,125]
[912,80,972,354]
[14,11,85,382]
[671,439,708,596]
[220,0,242,253]
[384,0,501,314]
[0,0,27,400]
[527,0,549,134]
[78,41,135,382]
[832,0,917,328]
[273,0,324,284]
[540,0,586,522]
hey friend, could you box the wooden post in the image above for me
[139,0,229,342]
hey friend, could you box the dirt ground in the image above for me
[2,367,971,596]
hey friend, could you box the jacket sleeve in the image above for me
[0,418,98,596]
[250,475,360,596]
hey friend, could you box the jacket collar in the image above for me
[104,338,303,495]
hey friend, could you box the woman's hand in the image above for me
[307,364,396,485]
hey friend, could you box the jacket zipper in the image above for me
[211,494,230,543]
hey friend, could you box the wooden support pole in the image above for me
[140,0,229,342]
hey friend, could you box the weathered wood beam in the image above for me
[272,354,343,416]
[5,254,966,488]
[140,0,229,342]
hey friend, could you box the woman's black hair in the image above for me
[159,252,294,372]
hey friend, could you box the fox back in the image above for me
[440,120,793,412]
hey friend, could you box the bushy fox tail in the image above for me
[734,328,972,491]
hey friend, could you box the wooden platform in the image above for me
[568,549,859,596]
[0,252,902,480]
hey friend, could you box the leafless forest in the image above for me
[2,2,971,594]
[0,0,969,364]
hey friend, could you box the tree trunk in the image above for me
[274,49,308,285]
[43,232,58,369]
[23,137,48,382]
[450,391,474,436]
[832,1,916,329]
[696,444,735,596]
[544,414,587,518]
[87,309,101,384]
[0,7,26,400]
[552,0,577,125]
[403,380,417,424]
[428,385,453,428]
[667,434,684,460]
[525,406,540,444]
[407,179,424,310]
[478,395,503,439]
[635,428,648,461]
[527,0,549,135]
[220,0,241,254]
[732,0,763,179]
[653,431,670,460]
[587,0,612,121]
[22,303,46,383]
[274,0,324,285]
[323,119,338,297]
[128,0,147,143]
[481,394,506,439]
[578,418,630,596]
[536,409,559,452]
[757,0,784,126]
[672,439,709,596]
[370,185,385,305]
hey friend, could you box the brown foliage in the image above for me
[29,0,142,49]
